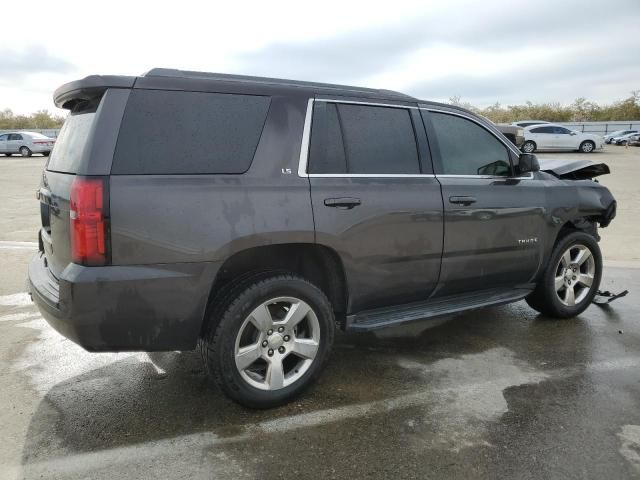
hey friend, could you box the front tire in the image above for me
[522,141,536,153]
[526,231,602,318]
[19,146,32,157]
[200,274,335,408]
[579,140,595,153]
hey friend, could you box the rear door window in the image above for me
[530,126,554,134]
[112,90,271,175]
[308,102,420,174]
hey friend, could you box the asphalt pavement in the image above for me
[1,151,639,479]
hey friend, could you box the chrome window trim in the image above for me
[307,173,436,178]
[421,107,522,157]
[436,173,535,180]
[297,98,315,177]
[297,99,535,180]
[315,98,418,109]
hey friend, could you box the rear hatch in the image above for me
[38,99,104,278]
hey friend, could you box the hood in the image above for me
[538,158,610,180]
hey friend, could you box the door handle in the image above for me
[324,197,361,209]
[449,195,477,206]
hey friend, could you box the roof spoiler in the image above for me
[54,75,136,110]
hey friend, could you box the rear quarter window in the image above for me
[111,90,271,175]
[47,104,97,174]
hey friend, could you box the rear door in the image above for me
[7,133,23,153]
[421,108,546,296]
[305,98,443,312]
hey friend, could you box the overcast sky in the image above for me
[2,0,639,114]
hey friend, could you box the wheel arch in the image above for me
[201,243,349,335]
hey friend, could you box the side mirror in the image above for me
[518,153,540,174]
[570,131,577,136]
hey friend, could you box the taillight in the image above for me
[70,176,110,266]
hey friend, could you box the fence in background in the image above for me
[2,122,640,141]
[0,129,61,138]
[556,121,640,136]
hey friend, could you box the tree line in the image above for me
[451,91,640,124]
[1,91,638,129]
[0,109,66,129]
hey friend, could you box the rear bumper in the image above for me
[28,252,219,351]
[29,144,52,153]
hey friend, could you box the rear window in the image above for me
[47,106,96,173]
[111,90,271,175]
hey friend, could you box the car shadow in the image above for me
[18,301,597,478]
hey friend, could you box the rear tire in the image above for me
[526,231,602,318]
[579,140,595,153]
[200,274,335,408]
[42,151,50,157]
[19,146,32,157]
[522,140,536,153]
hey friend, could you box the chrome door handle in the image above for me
[449,196,476,206]
[324,197,362,209]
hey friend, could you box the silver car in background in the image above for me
[0,132,55,157]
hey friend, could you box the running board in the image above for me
[346,287,534,332]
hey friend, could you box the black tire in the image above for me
[526,231,602,318]
[42,151,50,157]
[522,140,536,153]
[200,274,335,408]
[579,140,595,153]
[19,146,32,157]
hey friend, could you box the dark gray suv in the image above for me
[29,69,617,407]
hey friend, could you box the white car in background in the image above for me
[521,124,603,153]
[0,131,55,157]
[604,129,637,144]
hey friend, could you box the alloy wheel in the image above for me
[234,297,320,391]
[581,142,594,153]
[554,244,596,306]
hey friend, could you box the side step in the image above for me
[346,287,533,332]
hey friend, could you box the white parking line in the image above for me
[0,292,32,307]
[0,240,38,250]
[0,312,38,322]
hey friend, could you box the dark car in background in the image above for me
[29,69,617,408]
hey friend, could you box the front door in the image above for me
[305,99,444,312]
[0,134,8,153]
[421,108,546,297]
[554,126,576,149]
